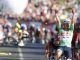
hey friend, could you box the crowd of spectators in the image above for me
[0,0,80,46]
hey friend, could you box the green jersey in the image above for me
[57,23,74,47]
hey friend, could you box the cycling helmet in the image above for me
[63,18,71,24]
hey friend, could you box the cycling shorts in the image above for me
[57,46,72,59]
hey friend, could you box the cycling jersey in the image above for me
[15,23,22,32]
[16,23,21,29]
[3,25,10,32]
[57,23,74,47]
[3,21,12,33]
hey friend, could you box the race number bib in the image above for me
[60,31,71,40]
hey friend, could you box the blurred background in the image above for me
[0,0,80,60]
[0,0,80,46]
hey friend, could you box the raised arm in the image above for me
[71,8,77,24]
[55,10,61,28]
[69,8,77,30]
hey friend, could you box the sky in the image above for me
[7,0,28,15]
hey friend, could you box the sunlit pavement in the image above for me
[0,43,46,60]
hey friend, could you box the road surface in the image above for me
[0,43,46,60]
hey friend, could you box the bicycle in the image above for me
[45,38,59,60]
[72,43,80,60]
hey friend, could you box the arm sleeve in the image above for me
[70,23,74,31]
[56,23,61,31]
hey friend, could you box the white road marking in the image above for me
[18,48,24,60]
[0,51,12,56]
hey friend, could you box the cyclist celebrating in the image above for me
[55,8,76,60]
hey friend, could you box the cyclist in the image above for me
[20,22,29,40]
[18,24,29,47]
[3,19,12,37]
[55,9,76,60]
[15,19,21,33]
